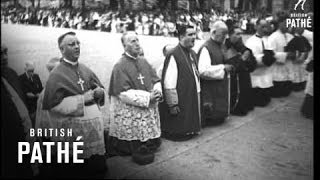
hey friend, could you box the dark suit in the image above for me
[1,68,33,178]
[19,72,43,114]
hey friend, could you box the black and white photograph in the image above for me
[1,0,314,179]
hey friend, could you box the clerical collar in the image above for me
[63,58,78,66]
[255,34,263,38]
[124,52,138,60]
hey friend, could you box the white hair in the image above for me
[25,61,35,68]
[210,21,228,33]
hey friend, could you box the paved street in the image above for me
[1,24,313,180]
[107,91,313,180]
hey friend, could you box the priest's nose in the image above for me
[74,43,80,49]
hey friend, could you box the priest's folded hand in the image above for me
[241,50,250,61]
[224,64,234,73]
[153,90,163,102]
[93,87,105,100]
[150,90,162,103]
[84,90,94,104]
[169,105,180,116]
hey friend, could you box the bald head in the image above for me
[25,61,35,76]
[210,21,228,43]
[46,57,60,72]
[121,31,141,57]
[210,21,228,33]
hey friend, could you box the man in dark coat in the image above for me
[19,61,43,126]
[224,27,257,116]
[159,25,201,141]
[197,21,233,126]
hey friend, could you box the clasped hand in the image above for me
[150,89,162,103]
[84,87,104,104]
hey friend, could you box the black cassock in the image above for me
[224,39,257,115]
[19,72,43,113]
[159,45,201,140]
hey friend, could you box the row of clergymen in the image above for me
[39,17,313,177]
[1,16,313,178]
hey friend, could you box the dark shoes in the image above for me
[132,145,155,165]
[162,132,196,142]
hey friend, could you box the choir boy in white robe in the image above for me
[245,18,275,107]
[268,12,295,97]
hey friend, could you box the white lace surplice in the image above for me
[109,89,161,142]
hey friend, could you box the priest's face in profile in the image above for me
[60,34,81,62]
[180,28,196,49]
[213,27,228,43]
[123,32,141,57]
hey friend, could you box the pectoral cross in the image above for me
[137,73,145,85]
[77,77,85,91]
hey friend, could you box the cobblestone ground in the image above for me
[1,24,313,180]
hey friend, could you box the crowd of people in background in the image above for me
[1,5,268,38]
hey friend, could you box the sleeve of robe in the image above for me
[118,89,151,108]
[245,38,265,67]
[198,47,225,80]
[268,34,287,64]
[50,94,85,117]
[42,73,69,110]
[163,56,178,107]
[118,81,162,108]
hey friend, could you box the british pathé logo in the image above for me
[294,0,307,10]
[286,0,312,28]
